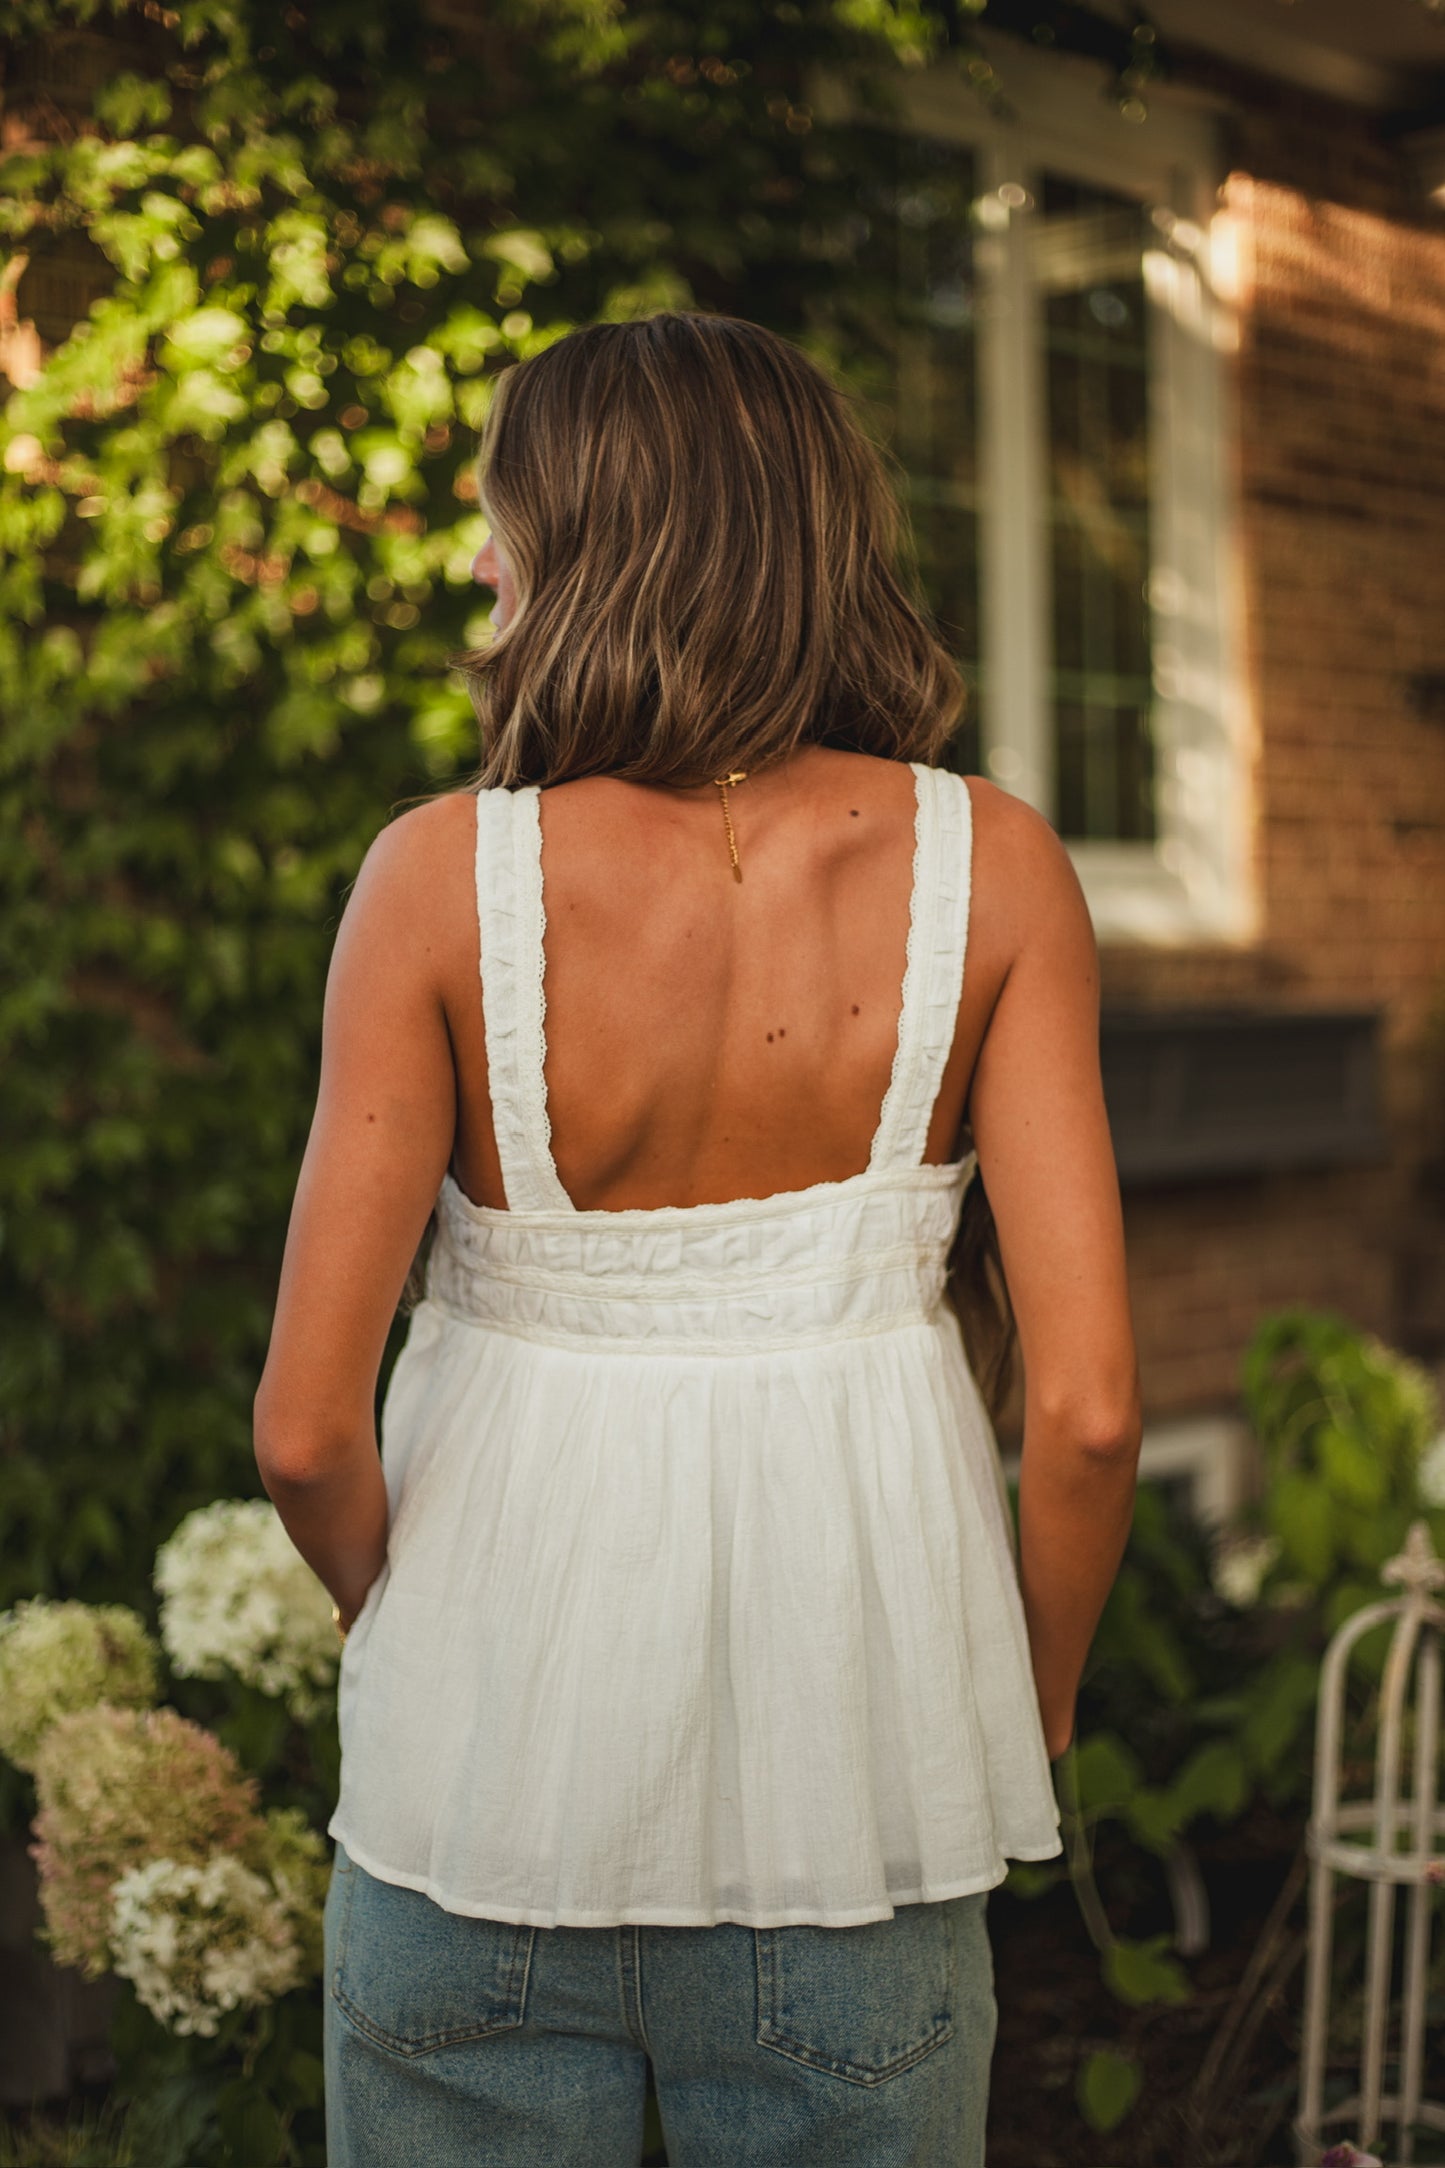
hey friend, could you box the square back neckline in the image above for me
[450,761,975,1223]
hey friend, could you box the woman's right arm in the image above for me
[965,785,1142,1762]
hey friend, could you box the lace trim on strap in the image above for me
[869,765,973,1172]
[474,788,574,1214]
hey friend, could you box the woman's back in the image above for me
[256,311,1138,2162]
[319,753,1066,1928]
[446,747,984,1215]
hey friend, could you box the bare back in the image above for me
[443,747,990,1213]
[260,742,1133,1620]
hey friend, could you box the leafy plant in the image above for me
[0,0,958,1821]
[1006,1308,1444,2155]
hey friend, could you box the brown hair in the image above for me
[441,311,1017,1410]
[455,311,964,788]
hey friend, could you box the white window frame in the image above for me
[817,43,1255,945]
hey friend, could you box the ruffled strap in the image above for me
[474,787,575,1214]
[868,764,974,1173]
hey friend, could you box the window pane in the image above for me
[840,135,980,776]
[1037,173,1155,842]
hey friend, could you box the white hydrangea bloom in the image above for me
[155,1500,338,1720]
[109,1854,302,2037]
[1418,1433,1445,1510]
[1212,1533,1281,1609]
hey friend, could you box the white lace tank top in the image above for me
[326,762,1063,1928]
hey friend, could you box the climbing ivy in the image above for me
[0,0,1002,1722]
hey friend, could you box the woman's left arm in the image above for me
[253,799,466,1628]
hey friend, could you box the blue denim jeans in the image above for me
[323,1841,997,2166]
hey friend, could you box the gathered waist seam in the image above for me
[419,1296,949,1357]
[430,1237,947,1305]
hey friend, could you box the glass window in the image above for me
[1036,175,1156,842]
[826,73,1244,941]
[841,134,981,777]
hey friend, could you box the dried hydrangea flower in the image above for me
[30,1706,261,1977]
[0,1601,159,1771]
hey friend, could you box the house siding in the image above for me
[1103,110,1445,1416]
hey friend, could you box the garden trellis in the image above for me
[1296,1519,1445,2166]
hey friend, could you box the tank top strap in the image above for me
[868,763,974,1174]
[474,786,575,1215]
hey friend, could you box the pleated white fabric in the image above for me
[327,763,1063,1928]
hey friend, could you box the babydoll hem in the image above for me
[326,1825,1065,1929]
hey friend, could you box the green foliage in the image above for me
[1077,2046,1142,2134]
[0,2096,140,2167]
[0,0,1410,2154]
[1010,1310,1442,2147]
[106,1982,326,2168]
[1101,1933,1190,2008]
[0,0,970,1762]
[1246,1307,1438,1584]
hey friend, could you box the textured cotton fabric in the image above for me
[327,763,1064,1928]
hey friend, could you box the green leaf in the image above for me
[216,2079,284,2166]
[1123,1783,1183,1854]
[1239,1654,1319,1777]
[1071,1732,1142,1816]
[1168,1738,1249,1826]
[164,307,249,365]
[1268,1469,1335,1582]
[1003,1860,1061,1899]
[96,73,173,135]
[287,2047,325,2108]
[1102,1933,1191,2007]
[481,227,553,283]
[1318,1424,1385,1509]
[1077,2047,1142,2132]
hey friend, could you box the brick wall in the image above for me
[1103,110,1445,1418]
[6,21,1444,1424]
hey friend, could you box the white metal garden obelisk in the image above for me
[1295,1519,1445,2166]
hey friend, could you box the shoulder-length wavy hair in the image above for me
[441,310,1015,1413]
[454,311,964,789]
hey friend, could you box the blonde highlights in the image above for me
[457,313,964,789]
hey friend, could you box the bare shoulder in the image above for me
[346,790,475,902]
[356,789,475,881]
[964,775,1094,961]
[334,791,478,973]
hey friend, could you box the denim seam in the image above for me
[616,1925,653,2057]
[752,1923,956,2089]
[331,1908,535,2058]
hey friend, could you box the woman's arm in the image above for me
[252,797,468,1626]
[965,784,1141,1761]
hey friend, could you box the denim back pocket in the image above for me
[753,1899,956,2086]
[331,1851,535,2058]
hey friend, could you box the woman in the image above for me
[254,311,1140,2167]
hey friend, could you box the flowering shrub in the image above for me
[0,1600,159,1770]
[13,1493,339,2002]
[30,1705,263,1978]
[155,1499,339,1721]
[109,1854,304,2039]
[0,1497,339,2164]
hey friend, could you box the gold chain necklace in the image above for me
[712,769,748,883]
